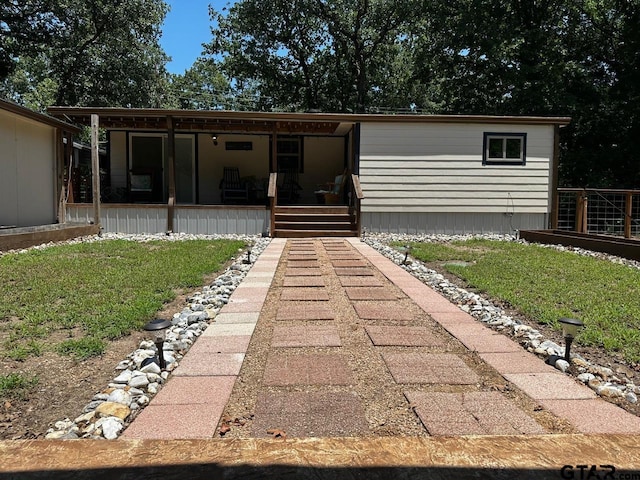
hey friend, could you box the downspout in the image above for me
[167,116,176,233]
[91,114,101,229]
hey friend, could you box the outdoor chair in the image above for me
[314,169,348,204]
[277,168,302,204]
[220,166,249,204]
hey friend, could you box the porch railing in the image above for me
[554,188,640,238]
[350,174,364,236]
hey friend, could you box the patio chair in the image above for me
[277,168,302,204]
[314,169,348,204]
[220,167,249,204]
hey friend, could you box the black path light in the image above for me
[402,244,412,265]
[243,246,252,264]
[558,317,584,363]
[143,318,172,369]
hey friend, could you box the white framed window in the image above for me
[483,132,527,166]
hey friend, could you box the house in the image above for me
[0,99,80,228]
[47,107,570,237]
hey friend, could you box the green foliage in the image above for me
[207,0,421,113]
[1,0,171,109]
[0,373,39,400]
[0,239,245,361]
[405,240,640,362]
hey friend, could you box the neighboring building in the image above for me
[48,107,570,236]
[0,99,80,228]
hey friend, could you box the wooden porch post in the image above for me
[167,116,176,233]
[91,115,101,229]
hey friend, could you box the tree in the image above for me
[1,0,172,109]
[206,0,421,113]
[167,57,232,110]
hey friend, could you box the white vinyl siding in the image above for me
[0,110,56,227]
[359,123,553,214]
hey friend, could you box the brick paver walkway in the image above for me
[123,238,640,440]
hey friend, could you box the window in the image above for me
[483,133,527,166]
[276,136,303,173]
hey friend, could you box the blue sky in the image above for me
[160,0,232,74]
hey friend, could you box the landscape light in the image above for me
[143,318,172,369]
[558,317,584,363]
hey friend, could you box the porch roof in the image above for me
[1,99,81,133]
[47,107,571,135]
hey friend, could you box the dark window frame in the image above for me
[271,136,304,173]
[482,132,527,166]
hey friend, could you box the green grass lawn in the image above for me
[0,239,245,362]
[396,239,640,362]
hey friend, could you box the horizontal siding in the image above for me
[359,122,553,215]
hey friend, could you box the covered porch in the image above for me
[48,108,363,236]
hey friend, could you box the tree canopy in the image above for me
[1,0,171,109]
[1,0,638,187]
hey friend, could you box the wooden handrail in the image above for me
[351,174,364,200]
[350,174,364,236]
[268,172,277,238]
[268,172,277,198]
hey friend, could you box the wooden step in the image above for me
[274,213,353,223]
[275,221,354,231]
[273,229,358,238]
[274,206,349,215]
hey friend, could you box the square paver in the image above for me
[281,288,330,301]
[478,352,555,374]
[283,277,326,287]
[276,303,335,321]
[456,333,524,353]
[263,353,352,385]
[252,391,368,437]
[405,391,545,436]
[287,252,318,262]
[382,353,479,384]
[202,323,256,337]
[286,260,318,268]
[285,268,322,276]
[339,276,384,287]
[365,326,444,347]
[121,403,224,439]
[174,352,245,376]
[152,376,236,405]
[345,287,398,301]
[539,399,640,434]
[186,336,251,354]
[272,325,341,347]
[353,303,414,321]
[214,312,260,324]
[503,373,596,400]
[219,301,265,313]
[331,260,368,268]
[335,267,374,276]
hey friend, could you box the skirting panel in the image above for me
[362,212,547,235]
[66,205,268,235]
